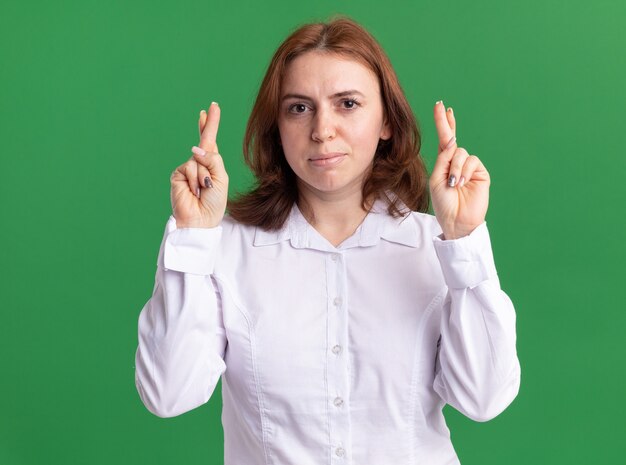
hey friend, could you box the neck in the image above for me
[297,181,374,247]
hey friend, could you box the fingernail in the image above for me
[447,107,453,113]
[448,174,456,187]
[192,146,206,156]
[200,110,206,115]
[204,176,213,188]
[435,100,442,106]
[211,101,219,106]
[196,187,201,198]
[459,176,465,187]
[445,136,456,150]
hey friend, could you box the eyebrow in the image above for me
[281,90,365,101]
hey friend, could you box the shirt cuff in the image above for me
[432,222,498,289]
[160,215,222,275]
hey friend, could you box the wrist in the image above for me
[442,233,464,241]
[441,226,476,241]
[175,218,220,229]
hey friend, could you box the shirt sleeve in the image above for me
[431,221,521,422]
[134,215,227,418]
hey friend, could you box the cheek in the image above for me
[279,121,309,153]
[350,117,385,150]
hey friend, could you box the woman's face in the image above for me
[277,51,391,198]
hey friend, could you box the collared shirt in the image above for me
[135,198,520,465]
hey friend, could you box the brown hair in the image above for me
[227,16,429,230]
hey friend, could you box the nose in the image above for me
[311,107,336,142]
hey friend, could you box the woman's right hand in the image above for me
[170,102,229,228]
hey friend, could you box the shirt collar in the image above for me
[253,195,420,250]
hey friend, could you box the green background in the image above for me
[1,0,624,463]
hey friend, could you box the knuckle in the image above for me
[451,158,466,171]
[185,160,198,172]
[171,165,186,181]
[209,153,224,167]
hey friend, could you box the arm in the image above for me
[432,221,521,422]
[134,215,227,418]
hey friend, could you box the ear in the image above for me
[380,119,392,141]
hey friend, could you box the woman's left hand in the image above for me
[429,101,490,240]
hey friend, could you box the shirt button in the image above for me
[335,447,345,457]
[334,396,344,407]
[332,344,342,354]
[331,254,340,262]
[333,297,342,307]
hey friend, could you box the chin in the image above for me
[300,176,360,196]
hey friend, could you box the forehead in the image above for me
[281,51,380,95]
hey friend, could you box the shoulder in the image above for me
[219,213,286,249]
[211,215,256,276]
[378,192,442,237]
[392,199,444,241]
[220,214,245,231]
[219,214,256,241]
[405,211,443,237]
[374,193,444,247]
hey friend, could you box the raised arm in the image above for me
[432,223,520,422]
[135,102,230,417]
[135,219,227,417]
[428,101,520,421]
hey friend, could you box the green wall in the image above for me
[1,0,624,463]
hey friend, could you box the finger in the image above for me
[431,135,457,182]
[197,163,213,192]
[171,160,201,198]
[458,155,487,187]
[446,107,456,134]
[446,147,470,188]
[182,159,201,198]
[434,101,455,154]
[198,110,207,139]
[199,102,221,153]
[191,146,227,180]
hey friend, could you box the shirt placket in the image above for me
[326,251,352,463]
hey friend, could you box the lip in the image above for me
[309,152,346,167]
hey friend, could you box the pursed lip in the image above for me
[309,152,346,161]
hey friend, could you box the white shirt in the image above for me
[135,197,520,465]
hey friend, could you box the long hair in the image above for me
[227,16,430,230]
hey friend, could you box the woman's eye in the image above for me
[342,99,359,109]
[290,103,308,113]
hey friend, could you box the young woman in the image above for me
[135,17,520,465]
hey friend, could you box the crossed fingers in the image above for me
[432,101,485,188]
